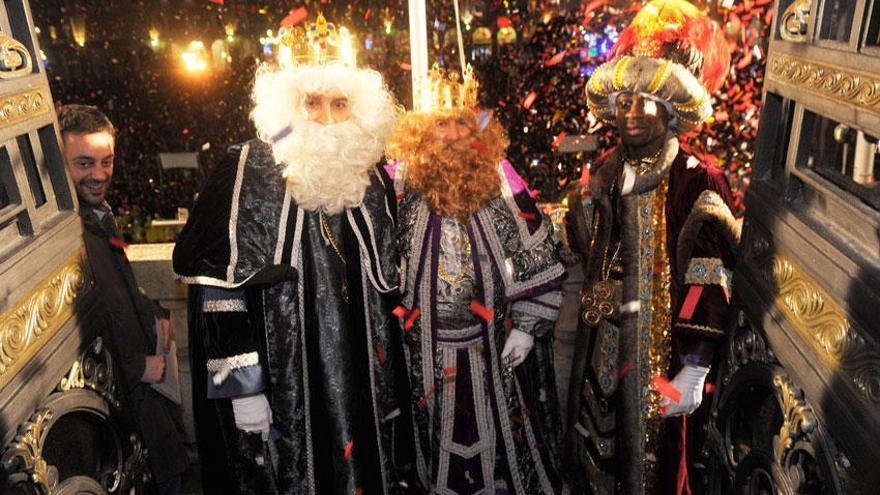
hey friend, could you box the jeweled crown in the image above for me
[418,64,479,112]
[278,14,356,68]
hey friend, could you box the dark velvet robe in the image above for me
[565,144,739,495]
[79,203,189,486]
[388,160,568,495]
[173,140,406,494]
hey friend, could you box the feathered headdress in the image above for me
[587,0,730,132]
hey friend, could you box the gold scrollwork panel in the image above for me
[767,53,880,113]
[744,234,880,405]
[0,87,50,131]
[0,250,92,389]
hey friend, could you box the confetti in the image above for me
[522,91,537,110]
[281,7,308,27]
[344,440,353,458]
[652,374,682,404]
[469,300,494,322]
[418,385,437,409]
[405,308,422,330]
[617,360,633,378]
[543,50,567,67]
[678,285,704,320]
[470,141,490,154]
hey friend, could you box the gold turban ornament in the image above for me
[586,0,731,132]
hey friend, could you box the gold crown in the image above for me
[278,14,356,68]
[417,64,479,112]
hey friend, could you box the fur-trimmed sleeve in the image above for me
[672,174,741,353]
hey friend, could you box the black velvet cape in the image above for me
[174,140,408,494]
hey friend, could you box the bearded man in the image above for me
[564,1,739,493]
[385,66,567,495]
[173,16,406,494]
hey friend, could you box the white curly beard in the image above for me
[250,63,400,214]
[274,120,378,214]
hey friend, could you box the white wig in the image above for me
[250,63,401,214]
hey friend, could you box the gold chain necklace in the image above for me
[624,145,664,174]
[320,212,348,302]
[438,229,471,285]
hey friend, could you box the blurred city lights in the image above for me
[181,40,208,74]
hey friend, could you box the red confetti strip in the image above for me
[522,91,537,110]
[281,7,308,27]
[418,385,436,409]
[652,374,682,404]
[376,344,386,364]
[551,131,567,148]
[405,308,421,330]
[653,262,664,275]
[396,192,405,201]
[543,50,567,67]
[582,0,606,24]
[108,236,128,250]
[470,141,490,155]
[678,285,704,321]
[344,440,353,458]
[363,8,372,21]
[497,16,512,28]
[516,211,537,221]
[443,367,457,377]
[399,62,412,71]
[704,383,716,394]
[392,305,408,318]
[617,360,633,378]
[469,300,494,322]
[579,166,591,188]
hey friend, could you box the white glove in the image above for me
[501,329,534,368]
[660,365,710,417]
[232,393,273,440]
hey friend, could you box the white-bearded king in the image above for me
[385,66,568,494]
[173,16,407,494]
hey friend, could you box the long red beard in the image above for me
[406,137,501,217]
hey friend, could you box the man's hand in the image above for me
[660,365,710,417]
[160,318,172,354]
[232,393,273,441]
[142,355,166,383]
[501,329,534,368]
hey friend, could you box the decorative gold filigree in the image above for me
[773,373,817,464]
[59,337,120,409]
[745,234,880,405]
[110,434,150,491]
[0,250,91,388]
[778,0,810,42]
[0,88,49,131]
[767,53,880,112]
[0,408,54,491]
[0,32,33,79]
